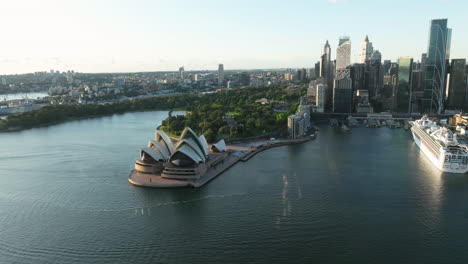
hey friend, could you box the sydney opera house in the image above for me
[133,127,227,181]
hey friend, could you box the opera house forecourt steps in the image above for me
[128,127,315,188]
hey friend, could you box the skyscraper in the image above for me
[314,61,320,79]
[333,69,353,113]
[336,36,351,71]
[218,64,224,85]
[320,40,331,78]
[394,57,413,113]
[179,66,184,80]
[423,19,452,113]
[446,59,467,110]
[360,35,373,63]
[320,40,333,111]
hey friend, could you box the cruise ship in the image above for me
[410,116,468,173]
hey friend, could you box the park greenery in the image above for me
[0,85,303,142]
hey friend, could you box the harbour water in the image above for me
[1,111,468,264]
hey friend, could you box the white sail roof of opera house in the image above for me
[180,127,209,157]
[139,127,211,165]
[174,138,206,162]
[211,139,227,152]
[140,147,166,161]
[155,130,175,154]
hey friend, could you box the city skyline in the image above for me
[0,0,467,74]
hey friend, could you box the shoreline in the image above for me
[128,135,316,188]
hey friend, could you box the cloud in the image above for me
[328,0,347,3]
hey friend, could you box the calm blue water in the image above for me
[1,111,468,264]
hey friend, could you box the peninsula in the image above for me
[128,127,315,188]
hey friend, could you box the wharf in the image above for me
[128,136,315,188]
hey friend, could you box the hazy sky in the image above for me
[0,0,466,74]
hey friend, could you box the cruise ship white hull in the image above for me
[411,129,468,173]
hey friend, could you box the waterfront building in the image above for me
[394,57,414,113]
[218,64,224,85]
[135,128,210,179]
[288,113,305,139]
[288,96,311,140]
[360,35,373,63]
[333,69,353,113]
[446,59,467,111]
[356,90,374,114]
[423,19,452,114]
[315,82,325,113]
[336,36,351,71]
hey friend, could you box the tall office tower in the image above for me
[320,40,333,111]
[423,19,452,113]
[350,63,366,92]
[320,40,331,77]
[394,57,414,113]
[333,69,353,113]
[314,61,320,79]
[179,66,184,80]
[383,60,392,75]
[297,68,307,81]
[336,36,351,71]
[366,57,384,99]
[446,59,467,110]
[218,64,224,84]
[360,35,373,63]
[370,50,382,64]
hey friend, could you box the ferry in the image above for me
[410,115,468,173]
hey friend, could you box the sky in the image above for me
[0,0,466,74]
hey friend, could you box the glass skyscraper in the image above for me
[446,59,467,110]
[423,19,451,114]
[395,57,413,113]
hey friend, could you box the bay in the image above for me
[0,111,467,264]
